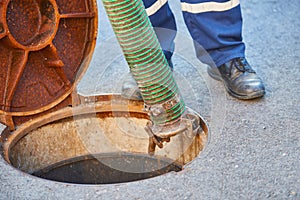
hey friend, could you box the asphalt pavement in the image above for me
[0,0,299,199]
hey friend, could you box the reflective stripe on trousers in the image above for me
[142,0,245,67]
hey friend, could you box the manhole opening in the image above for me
[1,99,208,185]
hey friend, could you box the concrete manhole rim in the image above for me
[2,95,208,184]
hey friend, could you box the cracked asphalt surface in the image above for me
[0,0,299,199]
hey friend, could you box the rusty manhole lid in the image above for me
[0,0,97,128]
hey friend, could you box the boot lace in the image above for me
[231,57,255,73]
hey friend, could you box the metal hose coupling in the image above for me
[102,0,203,154]
[145,107,204,155]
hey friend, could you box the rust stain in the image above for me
[0,0,97,128]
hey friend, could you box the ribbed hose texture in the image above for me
[102,0,185,125]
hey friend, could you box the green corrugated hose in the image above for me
[102,0,186,125]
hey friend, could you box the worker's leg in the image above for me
[181,0,265,99]
[181,0,245,67]
[143,0,177,67]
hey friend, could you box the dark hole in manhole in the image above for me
[32,153,182,184]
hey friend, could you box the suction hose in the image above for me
[102,0,203,154]
[102,0,185,123]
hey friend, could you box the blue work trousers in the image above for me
[142,0,245,67]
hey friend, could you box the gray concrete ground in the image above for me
[1,0,299,199]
